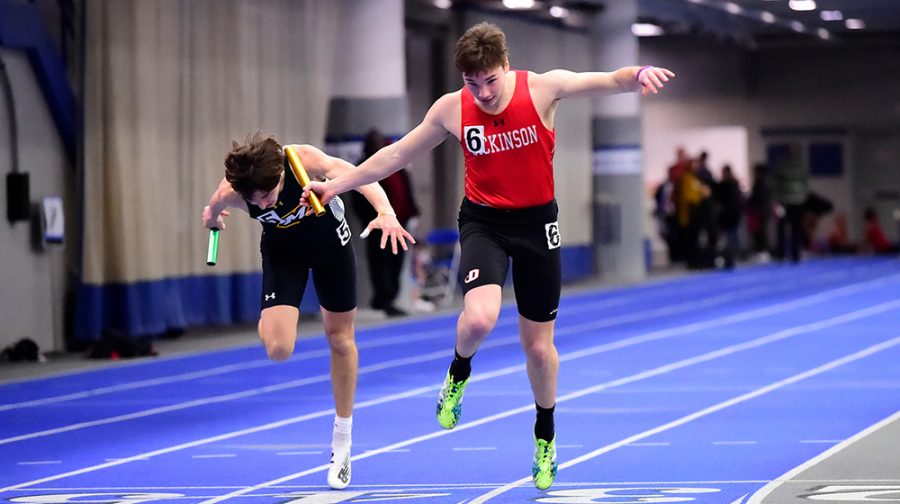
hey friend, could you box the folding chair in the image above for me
[420,228,461,307]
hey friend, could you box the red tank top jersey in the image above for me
[460,70,556,208]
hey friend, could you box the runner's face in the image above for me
[463,64,508,110]
[248,172,284,209]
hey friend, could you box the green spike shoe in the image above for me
[532,436,558,490]
[436,370,469,429]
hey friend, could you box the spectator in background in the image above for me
[827,213,857,255]
[747,163,773,261]
[714,164,743,269]
[694,151,717,268]
[676,158,708,269]
[863,207,900,254]
[772,145,809,263]
[352,128,421,317]
[665,147,693,263]
[654,166,679,262]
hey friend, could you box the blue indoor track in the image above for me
[2,257,899,503]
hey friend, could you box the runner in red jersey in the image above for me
[461,69,555,208]
[303,22,675,490]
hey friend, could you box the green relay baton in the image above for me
[206,228,220,266]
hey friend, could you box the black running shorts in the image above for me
[260,237,357,313]
[457,197,562,322]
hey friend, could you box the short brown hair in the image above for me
[224,132,284,200]
[454,22,509,75]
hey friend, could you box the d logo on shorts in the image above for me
[545,221,561,250]
[464,268,480,284]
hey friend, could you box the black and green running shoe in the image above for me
[436,370,469,429]
[532,436,558,490]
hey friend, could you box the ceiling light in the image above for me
[788,0,816,12]
[845,18,866,30]
[631,23,665,37]
[687,0,704,4]
[502,0,535,9]
[433,0,451,8]
[817,28,831,40]
[760,11,777,24]
[724,2,742,15]
[820,10,843,21]
[549,6,569,18]
[790,21,806,32]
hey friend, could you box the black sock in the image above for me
[534,402,555,442]
[448,348,473,382]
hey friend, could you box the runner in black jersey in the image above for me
[202,132,414,490]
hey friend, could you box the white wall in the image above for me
[640,35,900,245]
[644,126,750,191]
[0,48,69,353]
[332,0,405,98]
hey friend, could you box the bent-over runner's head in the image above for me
[224,132,284,208]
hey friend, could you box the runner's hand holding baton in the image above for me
[285,145,326,217]
[203,205,229,266]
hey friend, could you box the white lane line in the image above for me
[0,347,452,446]
[746,410,900,504]
[0,329,450,413]
[18,479,900,493]
[190,454,237,459]
[468,336,900,503]
[713,441,758,445]
[4,279,897,495]
[1,261,878,411]
[9,267,878,446]
[194,301,900,504]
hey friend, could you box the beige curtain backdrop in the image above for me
[82,0,339,285]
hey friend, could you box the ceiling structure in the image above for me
[413,0,900,48]
[637,0,900,47]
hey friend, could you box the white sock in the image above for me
[332,415,352,451]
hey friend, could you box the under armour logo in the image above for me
[464,269,480,284]
[265,292,276,301]
[493,118,504,127]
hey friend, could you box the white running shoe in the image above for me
[327,444,351,489]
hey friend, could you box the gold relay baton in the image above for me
[284,145,326,217]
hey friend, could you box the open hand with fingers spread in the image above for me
[359,211,417,255]
[636,65,675,96]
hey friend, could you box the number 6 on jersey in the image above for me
[464,125,485,155]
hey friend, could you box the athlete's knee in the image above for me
[265,341,294,361]
[523,338,557,364]
[327,329,357,357]
[259,328,295,362]
[461,308,498,338]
